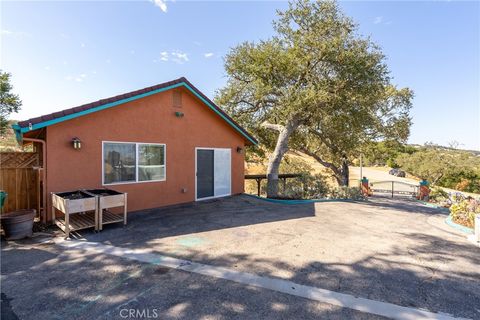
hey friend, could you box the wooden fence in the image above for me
[0,152,41,215]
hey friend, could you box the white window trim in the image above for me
[102,141,166,186]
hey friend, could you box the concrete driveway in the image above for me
[1,195,479,319]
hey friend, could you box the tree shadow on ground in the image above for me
[2,195,478,319]
[364,196,449,216]
[1,227,479,319]
[144,229,480,319]
[1,243,389,320]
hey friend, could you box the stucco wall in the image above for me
[45,87,246,218]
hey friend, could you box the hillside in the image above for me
[0,123,23,152]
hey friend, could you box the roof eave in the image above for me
[12,124,23,144]
[15,80,258,145]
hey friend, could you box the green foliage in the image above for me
[396,145,480,193]
[215,0,413,189]
[281,0,413,184]
[280,173,330,199]
[441,171,480,193]
[386,158,399,169]
[450,199,480,229]
[329,186,365,200]
[362,141,416,166]
[0,71,22,136]
[429,187,449,203]
[301,174,331,199]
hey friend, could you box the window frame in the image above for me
[102,141,166,186]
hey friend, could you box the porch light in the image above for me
[72,137,82,150]
[236,146,243,154]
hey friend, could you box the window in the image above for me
[138,144,165,182]
[103,143,136,184]
[103,142,165,185]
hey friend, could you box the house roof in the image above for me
[13,77,257,145]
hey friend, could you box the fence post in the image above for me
[391,181,394,198]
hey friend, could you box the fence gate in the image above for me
[370,180,418,198]
[0,152,41,216]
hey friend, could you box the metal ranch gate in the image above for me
[370,180,418,198]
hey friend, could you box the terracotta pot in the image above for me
[1,209,36,240]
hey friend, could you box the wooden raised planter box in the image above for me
[84,189,127,231]
[51,190,98,238]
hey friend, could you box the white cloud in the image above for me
[44,66,51,71]
[156,50,189,64]
[80,42,86,48]
[65,73,88,82]
[204,52,214,58]
[171,51,189,64]
[151,0,167,12]
[159,51,169,61]
[373,16,383,24]
[1,29,30,38]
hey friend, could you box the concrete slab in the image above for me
[2,195,479,319]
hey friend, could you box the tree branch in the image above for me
[308,129,339,154]
[261,121,285,132]
[299,147,342,184]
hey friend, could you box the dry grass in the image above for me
[0,127,23,152]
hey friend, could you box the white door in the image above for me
[196,148,231,200]
[214,149,231,197]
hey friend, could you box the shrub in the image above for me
[301,174,330,199]
[386,158,399,169]
[450,199,480,229]
[429,187,449,204]
[280,173,330,199]
[329,186,365,200]
[455,179,470,192]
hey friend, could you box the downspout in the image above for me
[22,137,47,223]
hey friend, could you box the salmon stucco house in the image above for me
[12,77,257,222]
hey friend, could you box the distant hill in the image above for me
[408,143,480,156]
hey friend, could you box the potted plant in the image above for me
[0,191,36,240]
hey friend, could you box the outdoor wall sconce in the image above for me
[236,146,243,154]
[72,137,82,150]
[175,111,184,118]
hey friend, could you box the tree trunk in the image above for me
[340,156,349,186]
[262,118,302,198]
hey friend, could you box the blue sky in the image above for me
[1,0,479,150]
